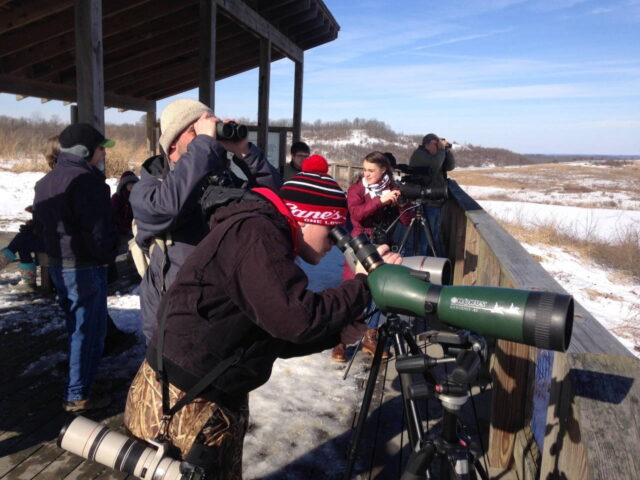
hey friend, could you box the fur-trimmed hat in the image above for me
[279,155,347,226]
[159,98,212,155]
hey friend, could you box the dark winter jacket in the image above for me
[408,146,455,196]
[282,161,301,181]
[130,135,282,341]
[33,152,116,266]
[146,197,371,409]
[111,172,138,235]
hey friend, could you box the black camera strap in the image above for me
[156,299,243,426]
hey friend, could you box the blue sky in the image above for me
[1,0,639,155]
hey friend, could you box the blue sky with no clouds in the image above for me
[1,0,639,155]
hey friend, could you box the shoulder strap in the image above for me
[156,299,243,419]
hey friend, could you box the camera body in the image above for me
[216,121,248,141]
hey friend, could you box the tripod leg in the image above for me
[343,325,390,480]
[392,329,425,450]
[420,215,439,257]
[399,217,417,256]
[399,442,436,480]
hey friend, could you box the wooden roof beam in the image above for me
[131,52,267,99]
[0,0,72,34]
[215,0,302,63]
[0,74,154,112]
[1,4,199,74]
[138,48,286,101]
[109,34,258,93]
[0,0,182,57]
[103,25,246,83]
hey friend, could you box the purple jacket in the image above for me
[33,153,116,266]
[130,135,282,341]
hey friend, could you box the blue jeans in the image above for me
[424,206,444,257]
[392,207,444,257]
[50,265,108,402]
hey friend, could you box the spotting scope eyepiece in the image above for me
[330,227,574,352]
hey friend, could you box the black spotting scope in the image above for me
[330,226,574,352]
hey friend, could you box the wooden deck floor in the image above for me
[0,232,517,479]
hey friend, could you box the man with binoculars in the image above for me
[408,133,455,256]
[130,98,282,342]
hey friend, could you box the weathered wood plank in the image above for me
[74,0,105,131]
[257,37,271,153]
[293,59,304,142]
[540,353,640,480]
[199,0,217,109]
[215,0,303,62]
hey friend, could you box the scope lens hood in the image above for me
[523,292,574,352]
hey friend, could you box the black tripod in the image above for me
[343,314,490,480]
[387,202,439,257]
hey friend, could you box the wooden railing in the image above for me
[329,161,640,477]
[442,180,640,479]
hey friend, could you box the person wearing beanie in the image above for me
[124,154,400,478]
[110,170,139,252]
[408,133,455,256]
[331,151,413,362]
[33,123,117,412]
[0,208,45,293]
[129,98,282,342]
[282,140,310,181]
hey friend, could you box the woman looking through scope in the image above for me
[332,151,411,362]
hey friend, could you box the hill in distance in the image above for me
[0,115,636,173]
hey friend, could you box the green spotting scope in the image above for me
[330,227,574,352]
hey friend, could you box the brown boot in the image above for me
[362,329,389,359]
[331,343,347,362]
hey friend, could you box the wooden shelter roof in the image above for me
[0,0,339,111]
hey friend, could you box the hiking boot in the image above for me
[15,262,37,292]
[12,279,37,293]
[331,343,347,362]
[0,248,15,270]
[362,329,389,359]
[63,394,112,413]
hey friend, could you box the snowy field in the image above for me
[0,160,638,477]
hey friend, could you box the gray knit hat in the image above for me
[159,98,212,155]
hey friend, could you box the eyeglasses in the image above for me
[294,153,310,159]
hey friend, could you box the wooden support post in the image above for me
[257,38,271,153]
[74,0,105,132]
[146,109,157,156]
[70,104,78,124]
[293,58,303,142]
[199,0,217,109]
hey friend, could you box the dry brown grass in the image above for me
[497,218,640,281]
[451,161,640,203]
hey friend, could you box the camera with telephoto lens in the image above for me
[215,121,248,141]
[58,415,212,479]
[393,164,448,202]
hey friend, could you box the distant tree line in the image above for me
[1,115,632,173]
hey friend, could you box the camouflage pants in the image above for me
[124,359,249,480]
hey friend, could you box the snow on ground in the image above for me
[464,184,640,210]
[1,164,639,477]
[476,200,640,244]
[0,170,117,231]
